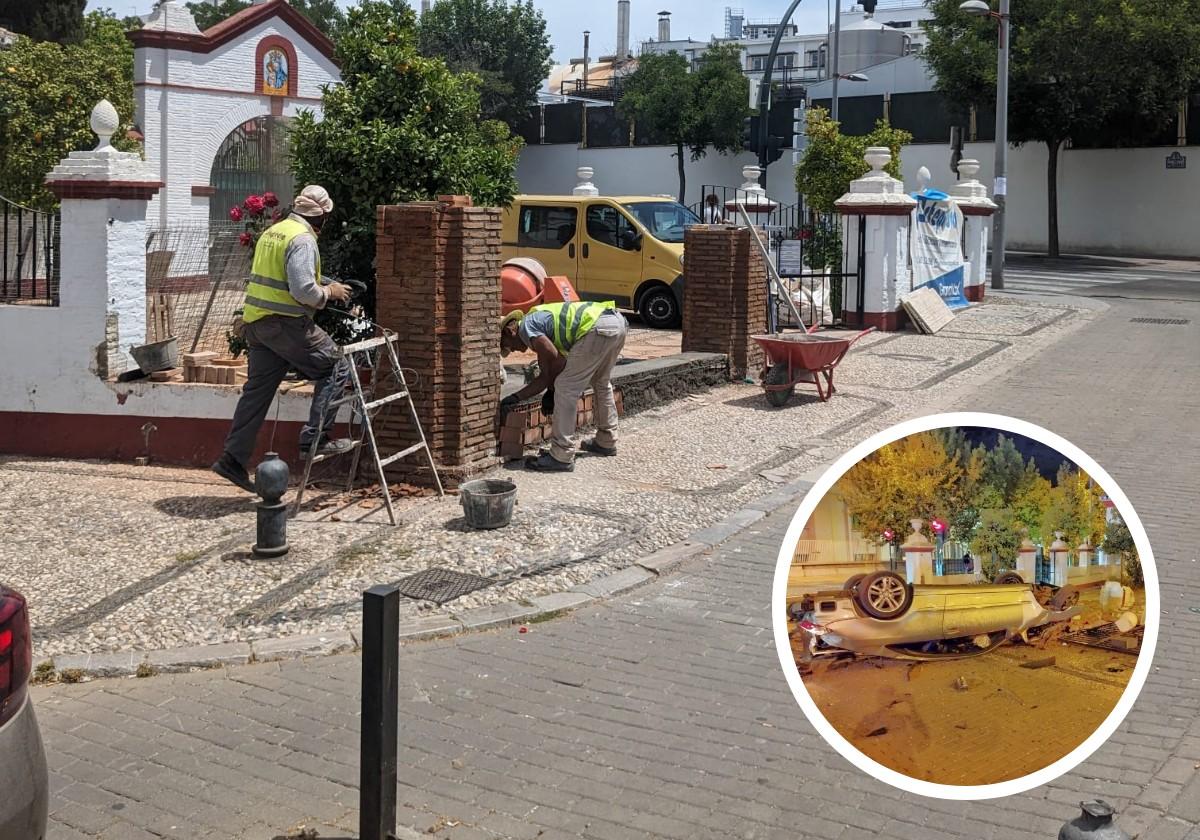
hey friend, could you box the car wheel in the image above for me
[842,573,866,594]
[764,364,795,408]
[994,571,1025,585]
[638,286,679,329]
[855,570,913,620]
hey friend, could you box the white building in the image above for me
[639,1,930,88]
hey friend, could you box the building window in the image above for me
[750,53,796,71]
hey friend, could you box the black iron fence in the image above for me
[1,196,60,306]
[691,184,865,329]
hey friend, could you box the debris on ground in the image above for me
[954,676,969,691]
[1021,657,1057,670]
[865,726,888,737]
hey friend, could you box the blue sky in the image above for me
[86,1,839,63]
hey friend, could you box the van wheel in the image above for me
[638,286,680,329]
[994,571,1025,585]
[855,571,913,620]
[842,573,866,594]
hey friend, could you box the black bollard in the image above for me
[360,585,399,840]
[252,452,290,558]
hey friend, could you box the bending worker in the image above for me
[212,185,354,493]
[500,301,628,472]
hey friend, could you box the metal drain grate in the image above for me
[1060,623,1143,655]
[1129,318,1190,325]
[395,568,494,604]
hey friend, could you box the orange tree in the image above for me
[289,0,521,342]
[0,11,137,209]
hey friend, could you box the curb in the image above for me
[38,471,823,682]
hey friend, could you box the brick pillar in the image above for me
[680,225,767,380]
[374,196,502,488]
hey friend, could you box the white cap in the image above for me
[294,184,334,217]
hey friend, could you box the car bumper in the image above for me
[0,696,49,840]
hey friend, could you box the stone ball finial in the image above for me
[572,166,599,196]
[917,166,931,190]
[90,100,120,151]
[957,158,980,180]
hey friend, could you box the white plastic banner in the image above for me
[910,189,968,309]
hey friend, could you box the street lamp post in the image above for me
[755,0,805,191]
[961,0,1010,291]
[831,0,841,121]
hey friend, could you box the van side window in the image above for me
[519,206,577,249]
[586,205,634,249]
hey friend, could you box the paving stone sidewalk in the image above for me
[5,297,1088,662]
[31,288,1200,840]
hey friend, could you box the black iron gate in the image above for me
[210,116,296,222]
[691,185,866,329]
[1,196,60,306]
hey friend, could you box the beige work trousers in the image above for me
[549,311,628,463]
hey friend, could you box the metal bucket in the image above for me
[459,479,517,530]
[130,336,179,374]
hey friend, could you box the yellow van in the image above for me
[501,195,699,329]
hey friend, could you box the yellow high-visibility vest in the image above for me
[529,301,615,355]
[242,218,321,323]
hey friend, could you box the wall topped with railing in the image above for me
[1,197,60,306]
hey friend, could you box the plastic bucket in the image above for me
[459,479,518,530]
[130,336,179,374]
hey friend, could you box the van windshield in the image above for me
[621,201,700,244]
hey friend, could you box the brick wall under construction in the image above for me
[680,224,768,380]
[374,196,502,488]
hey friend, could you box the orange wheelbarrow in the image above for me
[751,327,875,406]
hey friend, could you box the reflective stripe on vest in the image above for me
[242,218,321,323]
[530,301,615,355]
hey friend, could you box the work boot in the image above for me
[299,437,356,459]
[524,453,574,472]
[212,453,255,493]
[580,438,617,457]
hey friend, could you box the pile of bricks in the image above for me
[497,389,625,461]
[181,351,243,385]
[374,196,503,489]
[680,224,768,380]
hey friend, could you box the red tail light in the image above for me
[0,587,31,728]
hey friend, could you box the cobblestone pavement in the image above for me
[31,278,1200,839]
[4,298,1090,660]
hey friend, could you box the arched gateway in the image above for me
[130,0,339,229]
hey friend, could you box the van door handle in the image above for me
[569,244,575,258]
[582,243,590,259]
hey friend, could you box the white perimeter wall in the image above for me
[517,141,1200,258]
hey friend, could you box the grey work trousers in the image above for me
[549,311,628,463]
[222,315,351,468]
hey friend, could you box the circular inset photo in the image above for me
[772,413,1158,800]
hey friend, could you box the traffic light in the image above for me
[741,116,758,153]
[765,135,786,165]
[791,106,807,164]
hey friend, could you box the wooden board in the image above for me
[901,287,956,335]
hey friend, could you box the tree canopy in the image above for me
[0,0,86,44]
[837,430,1107,564]
[923,0,1200,256]
[185,0,346,38]
[290,0,521,342]
[417,0,551,131]
[0,10,137,208]
[617,44,748,204]
[794,107,910,216]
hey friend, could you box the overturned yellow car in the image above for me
[790,570,1082,661]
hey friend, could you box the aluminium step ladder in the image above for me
[292,330,444,525]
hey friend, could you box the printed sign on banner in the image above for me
[910,189,969,310]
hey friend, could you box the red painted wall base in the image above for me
[843,309,908,332]
[965,284,986,302]
[0,411,304,468]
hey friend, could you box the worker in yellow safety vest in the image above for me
[212,185,354,493]
[499,300,628,472]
